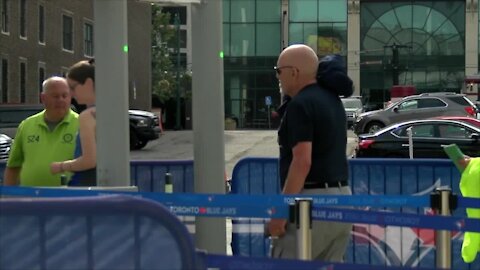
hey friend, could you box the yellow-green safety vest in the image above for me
[460,157,480,263]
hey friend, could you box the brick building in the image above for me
[0,0,152,110]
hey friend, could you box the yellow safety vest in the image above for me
[460,157,480,263]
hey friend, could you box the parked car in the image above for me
[0,133,13,161]
[0,104,160,151]
[353,92,479,134]
[355,119,480,158]
[129,109,160,150]
[431,116,480,128]
[342,96,364,128]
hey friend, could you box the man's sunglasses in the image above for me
[274,66,296,75]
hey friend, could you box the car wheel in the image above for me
[130,129,140,150]
[136,140,148,150]
[365,122,384,134]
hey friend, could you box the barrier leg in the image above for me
[434,187,452,269]
[295,198,312,260]
[407,127,413,159]
[165,173,173,193]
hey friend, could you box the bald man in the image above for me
[4,77,79,186]
[268,45,353,261]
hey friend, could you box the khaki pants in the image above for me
[271,186,352,262]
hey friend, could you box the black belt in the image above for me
[304,181,349,189]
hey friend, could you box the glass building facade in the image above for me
[223,0,347,128]
[222,0,283,128]
[361,1,465,107]
[223,0,475,128]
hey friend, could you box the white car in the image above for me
[0,133,12,161]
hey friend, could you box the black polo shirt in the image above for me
[278,83,348,188]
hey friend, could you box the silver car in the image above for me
[342,97,364,128]
[0,133,12,161]
[353,92,479,134]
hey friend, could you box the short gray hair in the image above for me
[42,76,67,93]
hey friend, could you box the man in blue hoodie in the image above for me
[267,44,353,262]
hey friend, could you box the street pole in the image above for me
[93,0,130,186]
[174,12,182,130]
[192,0,226,254]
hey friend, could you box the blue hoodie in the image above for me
[316,54,354,98]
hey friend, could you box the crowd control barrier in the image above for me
[0,160,196,232]
[0,160,194,192]
[0,195,204,270]
[1,187,479,270]
[1,157,478,268]
[130,160,194,192]
[230,157,479,269]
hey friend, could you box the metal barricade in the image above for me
[230,157,477,269]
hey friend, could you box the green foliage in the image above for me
[179,73,192,99]
[151,5,192,103]
[151,5,175,103]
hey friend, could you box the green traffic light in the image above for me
[123,45,129,53]
[219,51,224,58]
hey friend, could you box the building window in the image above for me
[38,4,45,43]
[19,0,26,38]
[62,14,73,51]
[38,63,45,101]
[169,52,187,70]
[289,0,347,57]
[1,0,9,33]
[162,6,187,25]
[84,22,94,56]
[1,58,7,102]
[167,29,187,49]
[19,61,26,102]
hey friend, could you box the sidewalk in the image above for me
[131,129,357,178]
[131,130,279,177]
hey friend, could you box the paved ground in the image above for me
[131,129,357,254]
[131,129,358,177]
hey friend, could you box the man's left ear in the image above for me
[291,67,298,78]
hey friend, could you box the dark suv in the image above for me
[129,109,160,150]
[353,92,479,135]
[72,101,160,150]
[0,104,159,151]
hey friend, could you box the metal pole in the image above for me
[435,187,452,269]
[192,0,226,254]
[174,13,182,130]
[407,126,413,159]
[295,198,312,260]
[165,172,173,193]
[94,0,130,186]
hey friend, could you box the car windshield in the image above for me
[342,99,362,109]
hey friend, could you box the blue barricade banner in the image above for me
[230,158,480,269]
[458,196,480,209]
[311,207,480,233]
[2,158,480,268]
[1,186,479,234]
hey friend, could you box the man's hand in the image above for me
[459,156,471,170]
[50,162,63,174]
[267,218,287,237]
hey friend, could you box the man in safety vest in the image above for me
[458,156,480,263]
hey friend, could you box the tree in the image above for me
[151,5,176,103]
